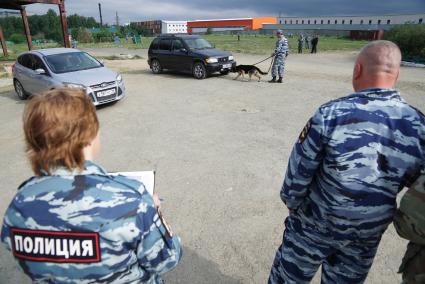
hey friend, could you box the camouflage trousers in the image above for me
[268,215,381,284]
[272,56,285,77]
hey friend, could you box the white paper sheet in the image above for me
[109,171,155,195]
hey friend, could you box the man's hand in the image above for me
[153,193,161,210]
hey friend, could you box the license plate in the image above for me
[222,63,231,69]
[96,88,116,97]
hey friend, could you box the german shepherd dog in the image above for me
[231,65,268,82]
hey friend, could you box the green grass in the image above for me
[0,42,59,62]
[0,35,367,62]
[204,34,368,55]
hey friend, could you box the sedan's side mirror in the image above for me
[35,68,46,75]
[180,48,187,53]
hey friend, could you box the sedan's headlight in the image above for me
[116,74,123,83]
[63,82,86,90]
[205,57,218,64]
[228,55,234,61]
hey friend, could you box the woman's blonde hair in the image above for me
[23,88,99,175]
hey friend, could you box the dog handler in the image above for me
[1,89,182,283]
[268,40,425,283]
[269,30,289,83]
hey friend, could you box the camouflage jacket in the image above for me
[281,88,425,240]
[1,161,182,283]
[275,37,289,57]
[394,169,425,283]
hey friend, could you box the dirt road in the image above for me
[0,49,424,283]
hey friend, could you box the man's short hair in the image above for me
[23,88,99,175]
[358,40,401,75]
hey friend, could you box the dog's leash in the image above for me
[251,54,275,66]
[266,57,275,74]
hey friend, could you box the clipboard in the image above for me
[109,171,155,195]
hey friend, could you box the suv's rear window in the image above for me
[159,39,171,51]
[151,38,160,50]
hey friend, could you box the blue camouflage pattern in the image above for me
[1,161,182,283]
[269,88,425,284]
[272,37,289,77]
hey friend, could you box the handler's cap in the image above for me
[276,29,283,35]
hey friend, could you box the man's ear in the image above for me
[353,62,362,80]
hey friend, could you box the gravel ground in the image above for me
[0,49,424,284]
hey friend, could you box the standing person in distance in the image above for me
[268,40,425,284]
[269,30,289,84]
[311,35,319,54]
[298,34,305,54]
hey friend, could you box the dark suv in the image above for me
[148,34,236,79]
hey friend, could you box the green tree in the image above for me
[385,24,425,63]
[0,10,100,43]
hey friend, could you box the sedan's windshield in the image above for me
[183,38,213,50]
[44,52,102,74]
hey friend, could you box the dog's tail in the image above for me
[255,67,268,75]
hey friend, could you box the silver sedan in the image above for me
[12,48,125,106]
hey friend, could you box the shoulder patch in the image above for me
[298,119,312,144]
[10,228,101,263]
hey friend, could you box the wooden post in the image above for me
[0,27,8,57]
[20,7,32,50]
[59,1,70,48]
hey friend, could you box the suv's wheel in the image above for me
[14,79,29,100]
[151,59,162,74]
[193,62,207,79]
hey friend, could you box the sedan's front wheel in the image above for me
[151,59,162,74]
[14,79,29,100]
[193,62,207,79]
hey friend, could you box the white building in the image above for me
[161,21,187,34]
[278,13,424,26]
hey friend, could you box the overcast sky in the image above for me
[21,0,425,24]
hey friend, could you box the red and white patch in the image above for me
[10,228,101,263]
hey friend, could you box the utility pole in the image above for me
[98,3,103,26]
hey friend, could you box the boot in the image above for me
[269,76,276,83]
[277,77,283,83]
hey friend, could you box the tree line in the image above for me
[0,9,100,43]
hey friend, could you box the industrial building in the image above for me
[262,13,425,39]
[131,20,162,35]
[0,10,21,17]
[278,14,424,26]
[187,17,277,33]
[161,21,187,34]
[131,20,187,35]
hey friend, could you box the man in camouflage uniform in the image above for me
[269,30,289,83]
[268,40,425,284]
[394,168,425,284]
